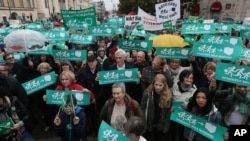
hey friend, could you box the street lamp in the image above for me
[7,0,12,19]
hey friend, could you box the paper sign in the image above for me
[53,50,86,61]
[216,62,250,86]
[89,27,114,36]
[98,68,139,85]
[215,23,233,33]
[71,34,95,44]
[156,48,191,60]
[46,90,90,105]
[118,38,152,51]
[0,118,14,135]
[67,20,88,30]
[181,23,216,34]
[22,71,57,95]
[155,0,180,23]
[192,42,242,61]
[61,7,97,29]
[41,31,69,42]
[240,47,250,61]
[200,35,243,47]
[124,15,142,30]
[98,121,132,141]
[171,102,227,141]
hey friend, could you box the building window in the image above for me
[27,0,31,8]
[19,0,23,7]
[0,0,3,7]
[45,0,49,8]
[9,0,15,7]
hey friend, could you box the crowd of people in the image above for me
[0,26,250,141]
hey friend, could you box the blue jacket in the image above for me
[54,106,86,141]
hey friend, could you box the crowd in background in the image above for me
[0,27,250,141]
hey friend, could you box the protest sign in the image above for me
[98,68,139,85]
[171,102,227,141]
[41,31,69,42]
[22,71,57,95]
[181,23,216,34]
[46,90,90,105]
[216,62,250,86]
[118,38,152,51]
[193,42,242,61]
[0,118,14,135]
[89,27,114,36]
[155,0,180,23]
[138,7,164,31]
[240,47,250,61]
[156,47,191,60]
[61,7,97,29]
[98,121,131,141]
[71,34,95,44]
[124,15,142,30]
[53,50,87,61]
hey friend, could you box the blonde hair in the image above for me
[203,62,216,72]
[37,62,52,71]
[60,70,75,83]
[146,74,172,108]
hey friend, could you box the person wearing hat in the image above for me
[97,47,107,68]
[102,47,118,70]
[77,55,102,136]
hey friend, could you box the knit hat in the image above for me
[109,47,118,54]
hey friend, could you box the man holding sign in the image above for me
[0,86,34,141]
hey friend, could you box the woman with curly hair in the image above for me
[140,74,172,141]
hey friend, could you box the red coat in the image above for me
[56,82,95,101]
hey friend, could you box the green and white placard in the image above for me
[89,27,114,36]
[156,48,192,60]
[193,42,242,61]
[41,31,69,42]
[240,47,250,61]
[171,102,227,141]
[215,23,233,33]
[98,121,132,141]
[181,23,216,34]
[22,71,57,95]
[67,20,88,30]
[0,118,14,135]
[71,34,95,44]
[98,68,139,85]
[200,35,243,47]
[240,30,250,39]
[46,90,90,105]
[53,50,86,61]
[61,7,97,29]
[118,38,152,51]
[216,62,250,86]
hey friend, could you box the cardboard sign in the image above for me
[53,50,87,61]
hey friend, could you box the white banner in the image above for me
[138,7,164,31]
[155,0,180,23]
[124,15,142,30]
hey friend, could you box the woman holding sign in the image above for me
[55,70,95,102]
[183,88,222,141]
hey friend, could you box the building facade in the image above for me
[186,0,250,21]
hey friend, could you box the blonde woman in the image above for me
[140,74,172,141]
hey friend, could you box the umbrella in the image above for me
[4,29,47,53]
[151,34,190,47]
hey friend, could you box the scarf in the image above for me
[235,92,250,114]
[178,81,193,93]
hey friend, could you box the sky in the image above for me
[93,0,119,11]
